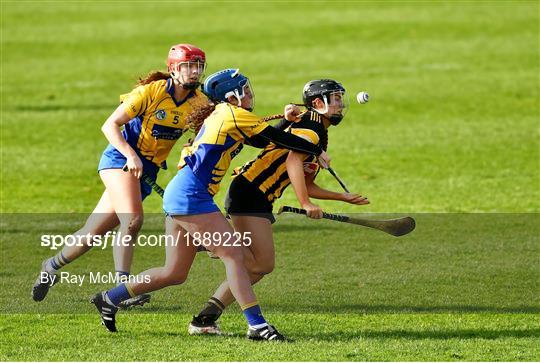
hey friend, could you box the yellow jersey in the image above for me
[120,78,209,168]
[179,103,269,195]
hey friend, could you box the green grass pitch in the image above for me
[1,1,539,361]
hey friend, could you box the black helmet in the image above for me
[302,79,347,125]
[302,79,345,107]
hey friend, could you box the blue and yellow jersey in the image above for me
[120,78,209,168]
[179,103,269,195]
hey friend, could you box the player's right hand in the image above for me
[302,201,323,219]
[341,193,370,205]
[125,155,143,179]
[317,151,331,169]
[284,104,303,122]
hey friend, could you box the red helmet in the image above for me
[167,44,206,89]
[167,44,206,70]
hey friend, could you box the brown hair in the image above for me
[137,70,171,86]
[184,102,216,146]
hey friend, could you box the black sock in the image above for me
[197,297,225,322]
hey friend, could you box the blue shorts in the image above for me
[163,166,220,216]
[98,144,160,200]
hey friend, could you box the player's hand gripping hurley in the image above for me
[122,165,165,197]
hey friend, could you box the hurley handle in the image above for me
[262,114,285,122]
[122,165,165,197]
[278,205,350,223]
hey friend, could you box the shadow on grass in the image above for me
[106,303,540,315]
[145,330,244,339]
[109,326,540,344]
[295,328,540,341]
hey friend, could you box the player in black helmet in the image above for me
[302,79,347,125]
[188,79,370,335]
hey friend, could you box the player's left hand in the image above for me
[284,104,303,122]
[317,151,331,169]
[302,201,323,219]
[341,193,370,205]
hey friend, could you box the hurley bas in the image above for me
[39,271,151,287]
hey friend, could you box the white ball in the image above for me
[356,92,369,104]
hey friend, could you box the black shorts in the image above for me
[224,174,276,224]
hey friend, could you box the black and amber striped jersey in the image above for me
[236,111,328,203]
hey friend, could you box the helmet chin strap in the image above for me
[314,95,330,115]
[228,89,252,110]
[233,89,243,106]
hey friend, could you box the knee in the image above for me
[248,259,275,276]
[120,213,144,234]
[216,246,245,264]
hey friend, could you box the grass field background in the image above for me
[1,0,539,361]
[1,213,539,360]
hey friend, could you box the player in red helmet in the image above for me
[31,44,209,309]
[167,44,206,89]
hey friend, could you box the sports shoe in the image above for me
[247,324,286,341]
[188,315,222,335]
[31,260,58,302]
[117,294,151,309]
[90,292,118,332]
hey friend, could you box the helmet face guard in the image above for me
[170,61,206,89]
[320,90,349,125]
[167,44,206,89]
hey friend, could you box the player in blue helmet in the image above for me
[203,69,255,109]
[188,79,369,336]
[90,69,331,341]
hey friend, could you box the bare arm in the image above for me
[286,151,323,218]
[306,176,369,205]
[305,171,370,205]
[306,175,343,200]
[101,104,143,178]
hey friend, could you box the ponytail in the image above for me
[137,71,171,86]
[184,102,216,146]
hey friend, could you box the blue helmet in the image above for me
[203,69,253,107]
